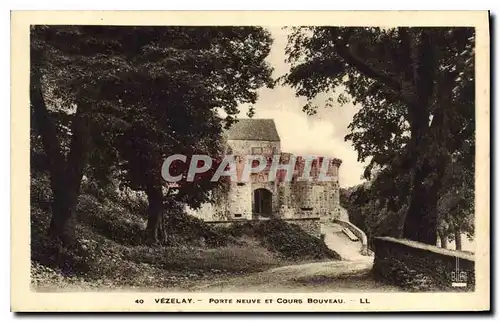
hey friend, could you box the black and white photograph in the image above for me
[10,10,490,312]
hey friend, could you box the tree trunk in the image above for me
[145,184,165,244]
[31,47,90,246]
[402,115,448,244]
[401,30,445,244]
[49,188,78,245]
[402,100,450,245]
[401,101,437,244]
[30,48,65,197]
[454,226,462,251]
[403,158,441,244]
[439,232,448,249]
[47,112,90,245]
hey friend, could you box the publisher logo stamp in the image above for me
[450,257,468,288]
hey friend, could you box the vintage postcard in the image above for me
[11,11,490,312]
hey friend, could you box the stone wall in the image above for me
[228,183,253,220]
[189,137,343,224]
[227,139,280,157]
[189,177,342,222]
[279,181,340,222]
[372,237,475,292]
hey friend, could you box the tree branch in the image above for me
[333,33,414,107]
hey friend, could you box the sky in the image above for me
[233,27,367,188]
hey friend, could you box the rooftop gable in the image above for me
[225,118,280,142]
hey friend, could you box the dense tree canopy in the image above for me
[283,27,475,244]
[30,26,274,245]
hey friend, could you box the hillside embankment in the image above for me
[31,172,340,291]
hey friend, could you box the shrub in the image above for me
[76,194,146,246]
[164,208,231,247]
[219,220,341,261]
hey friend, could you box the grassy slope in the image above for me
[31,173,340,291]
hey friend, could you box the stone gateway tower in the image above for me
[187,119,343,224]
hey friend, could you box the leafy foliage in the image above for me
[282,27,475,244]
[31,26,274,243]
[340,155,474,249]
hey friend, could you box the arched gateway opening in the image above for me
[253,188,272,217]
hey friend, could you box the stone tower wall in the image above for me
[188,138,343,223]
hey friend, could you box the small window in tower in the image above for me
[252,147,263,154]
[237,182,245,186]
[234,214,242,218]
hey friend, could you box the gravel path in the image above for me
[187,258,400,292]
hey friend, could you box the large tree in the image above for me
[110,27,274,244]
[283,27,474,244]
[31,26,113,245]
[30,26,273,245]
